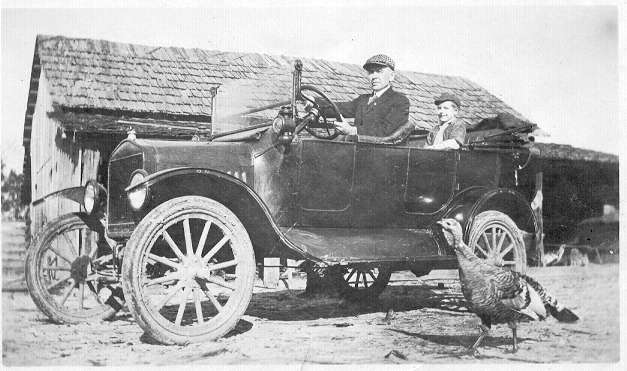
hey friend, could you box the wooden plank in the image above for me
[533,172,545,266]
[280,259,298,288]
[263,257,281,289]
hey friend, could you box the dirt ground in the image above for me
[1,221,621,366]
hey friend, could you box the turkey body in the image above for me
[437,218,578,354]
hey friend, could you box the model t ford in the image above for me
[26,61,539,344]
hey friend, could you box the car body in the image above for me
[107,129,538,267]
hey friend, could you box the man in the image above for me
[425,93,467,150]
[317,54,413,144]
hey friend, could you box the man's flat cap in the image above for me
[363,54,395,71]
[434,93,461,107]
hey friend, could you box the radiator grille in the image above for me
[107,154,143,235]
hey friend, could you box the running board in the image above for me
[280,227,446,263]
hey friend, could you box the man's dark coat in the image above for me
[320,87,413,144]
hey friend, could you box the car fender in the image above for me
[440,186,538,251]
[31,186,84,208]
[466,188,537,236]
[130,167,323,263]
[31,181,106,210]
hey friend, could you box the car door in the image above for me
[404,148,458,217]
[351,142,410,227]
[297,139,355,227]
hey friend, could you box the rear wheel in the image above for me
[468,210,527,273]
[25,213,120,323]
[337,265,392,301]
[122,196,255,345]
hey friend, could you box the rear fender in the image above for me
[439,186,490,232]
[440,187,538,258]
[135,168,320,263]
[467,188,537,236]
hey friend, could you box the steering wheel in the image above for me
[299,85,344,140]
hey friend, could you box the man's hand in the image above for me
[334,120,357,135]
[427,139,460,150]
[301,93,316,112]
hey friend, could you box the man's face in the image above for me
[366,66,394,92]
[437,101,459,124]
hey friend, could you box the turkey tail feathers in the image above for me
[522,274,579,323]
[548,306,579,323]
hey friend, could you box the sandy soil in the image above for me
[1,220,621,365]
[2,260,620,366]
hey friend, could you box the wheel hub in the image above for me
[181,257,205,280]
[489,254,503,267]
[70,255,92,282]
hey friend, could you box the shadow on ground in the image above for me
[386,327,534,349]
[245,284,469,321]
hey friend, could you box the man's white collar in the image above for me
[372,85,391,98]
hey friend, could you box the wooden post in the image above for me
[533,172,545,266]
[209,86,219,138]
[280,259,295,288]
[263,257,281,288]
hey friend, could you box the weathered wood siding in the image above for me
[29,73,102,237]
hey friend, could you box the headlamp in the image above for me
[272,116,285,134]
[128,170,149,211]
[83,181,98,214]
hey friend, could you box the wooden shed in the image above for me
[23,34,617,242]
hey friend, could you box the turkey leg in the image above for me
[470,324,490,354]
[508,322,518,353]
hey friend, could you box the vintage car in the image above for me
[26,62,539,345]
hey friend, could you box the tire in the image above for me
[25,213,119,323]
[468,210,527,273]
[122,196,255,345]
[336,265,392,301]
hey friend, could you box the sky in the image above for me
[0,1,622,173]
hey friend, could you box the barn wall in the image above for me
[29,74,88,236]
[541,158,619,243]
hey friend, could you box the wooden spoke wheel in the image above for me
[337,265,392,301]
[25,213,121,323]
[468,211,527,273]
[122,196,255,345]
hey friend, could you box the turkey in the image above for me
[437,218,579,354]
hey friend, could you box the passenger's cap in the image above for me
[434,93,461,107]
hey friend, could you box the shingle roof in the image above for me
[34,34,526,130]
[532,142,618,163]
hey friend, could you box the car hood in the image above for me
[110,138,258,173]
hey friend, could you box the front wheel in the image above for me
[25,213,121,323]
[122,196,255,345]
[468,211,527,273]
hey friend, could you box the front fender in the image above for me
[134,167,322,263]
[31,181,107,213]
[75,212,106,234]
[31,186,85,208]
